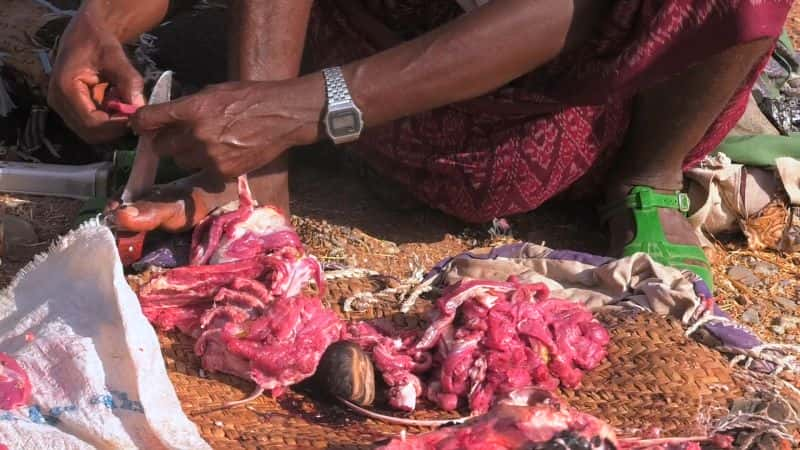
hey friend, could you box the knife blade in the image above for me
[120,70,173,204]
[113,71,173,268]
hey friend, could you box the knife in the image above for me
[120,70,173,204]
[115,70,173,267]
[0,161,112,199]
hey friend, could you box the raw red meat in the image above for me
[217,295,343,394]
[0,352,32,410]
[348,278,609,414]
[375,388,619,450]
[137,176,331,396]
[347,321,430,411]
[103,99,139,116]
[190,177,302,266]
[91,83,139,117]
[136,176,608,412]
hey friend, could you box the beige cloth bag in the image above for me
[686,152,800,253]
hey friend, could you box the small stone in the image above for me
[766,401,792,422]
[782,316,800,330]
[380,241,401,255]
[727,266,760,286]
[774,296,798,312]
[752,261,779,276]
[741,308,760,324]
[770,316,800,335]
[734,295,749,306]
[771,324,786,335]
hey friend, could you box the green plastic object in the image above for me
[713,135,800,168]
[601,186,714,293]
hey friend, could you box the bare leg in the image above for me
[116,0,311,232]
[227,0,302,214]
[605,38,774,256]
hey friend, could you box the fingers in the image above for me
[143,120,217,172]
[130,97,194,133]
[148,126,215,173]
[48,58,139,143]
[57,78,129,143]
[114,202,186,233]
[101,44,146,107]
[112,183,211,233]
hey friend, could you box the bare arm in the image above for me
[76,0,170,44]
[340,0,607,128]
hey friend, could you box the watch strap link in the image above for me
[322,67,352,106]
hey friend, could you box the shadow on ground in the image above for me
[290,146,606,254]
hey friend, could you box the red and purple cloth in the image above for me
[306,0,793,223]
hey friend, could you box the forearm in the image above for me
[338,0,605,127]
[228,0,313,81]
[76,0,170,44]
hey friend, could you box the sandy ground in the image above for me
[787,1,800,48]
[1,5,800,349]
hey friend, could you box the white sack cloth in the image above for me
[0,220,210,450]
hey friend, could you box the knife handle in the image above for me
[117,231,147,267]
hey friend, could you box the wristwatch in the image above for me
[322,66,364,145]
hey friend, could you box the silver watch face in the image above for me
[328,110,360,135]
[325,103,363,144]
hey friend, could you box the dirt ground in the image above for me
[1,5,800,350]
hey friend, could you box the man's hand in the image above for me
[47,0,172,144]
[47,13,145,144]
[130,75,325,178]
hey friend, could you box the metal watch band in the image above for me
[321,66,364,145]
[322,66,353,106]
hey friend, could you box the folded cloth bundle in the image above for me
[686,152,800,253]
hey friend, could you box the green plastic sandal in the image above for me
[601,186,714,293]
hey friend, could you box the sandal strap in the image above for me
[598,186,714,291]
[626,187,691,212]
[600,186,690,223]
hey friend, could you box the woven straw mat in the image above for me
[155,276,745,449]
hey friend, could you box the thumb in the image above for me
[102,45,146,107]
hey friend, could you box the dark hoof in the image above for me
[316,341,375,407]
